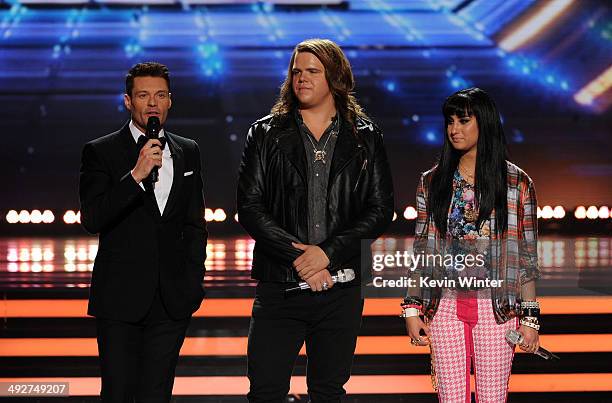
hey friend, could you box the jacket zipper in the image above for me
[353,158,368,192]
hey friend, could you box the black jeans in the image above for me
[247,281,364,403]
[96,289,190,403]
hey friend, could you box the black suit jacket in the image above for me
[79,123,207,322]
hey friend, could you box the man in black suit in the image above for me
[79,62,207,402]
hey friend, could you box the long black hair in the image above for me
[428,87,508,236]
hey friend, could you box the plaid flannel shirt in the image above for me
[410,161,540,324]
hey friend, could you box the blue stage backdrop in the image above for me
[1,0,610,219]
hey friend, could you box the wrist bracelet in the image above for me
[400,307,421,318]
[403,296,423,306]
[520,319,540,331]
[522,307,540,318]
[521,301,540,309]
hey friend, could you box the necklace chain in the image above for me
[304,119,337,163]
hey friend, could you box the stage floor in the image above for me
[1,236,611,401]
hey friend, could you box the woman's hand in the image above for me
[405,316,431,346]
[517,325,539,353]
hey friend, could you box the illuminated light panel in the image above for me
[3,296,612,318]
[0,374,610,395]
[499,0,574,51]
[1,334,612,357]
[574,64,612,106]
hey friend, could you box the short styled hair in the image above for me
[125,62,170,96]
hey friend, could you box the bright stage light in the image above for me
[42,210,55,224]
[63,210,77,224]
[586,206,599,220]
[30,210,43,224]
[204,208,214,222]
[574,206,586,220]
[403,206,417,220]
[574,65,612,106]
[18,210,31,224]
[499,0,574,51]
[213,208,227,222]
[6,210,19,224]
[553,206,566,219]
[540,206,554,219]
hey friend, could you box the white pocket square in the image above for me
[184,171,194,177]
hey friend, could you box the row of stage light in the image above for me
[4,205,612,225]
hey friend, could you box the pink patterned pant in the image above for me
[428,289,517,403]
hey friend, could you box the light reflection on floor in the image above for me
[1,236,611,294]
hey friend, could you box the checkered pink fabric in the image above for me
[428,290,517,402]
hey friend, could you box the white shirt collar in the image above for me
[129,119,165,144]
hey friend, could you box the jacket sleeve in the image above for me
[318,129,394,269]
[237,125,302,266]
[183,141,208,283]
[79,142,144,234]
[519,178,540,284]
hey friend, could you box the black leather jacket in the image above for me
[237,112,394,283]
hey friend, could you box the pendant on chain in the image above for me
[314,150,326,163]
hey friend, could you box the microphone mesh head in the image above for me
[505,329,523,345]
[147,116,161,136]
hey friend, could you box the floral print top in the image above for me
[446,170,490,285]
[448,170,490,240]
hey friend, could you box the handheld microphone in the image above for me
[285,269,356,294]
[505,329,560,360]
[146,116,161,187]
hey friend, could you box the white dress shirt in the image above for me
[129,120,174,214]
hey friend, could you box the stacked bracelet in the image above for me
[520,319,540,331]
[520,300,541,329]
[400,297,423,318]
[403,296,423,306]
[400,308,421,318]
[522,307,540,317]
[520,315,540,331]
[521,301,540,308]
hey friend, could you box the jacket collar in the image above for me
[272,111,362,185]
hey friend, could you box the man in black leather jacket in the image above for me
[237,39,394,402]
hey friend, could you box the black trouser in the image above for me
[247,281,364,403]
[96,289,190,403]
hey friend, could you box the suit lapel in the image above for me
[162,132,184,220]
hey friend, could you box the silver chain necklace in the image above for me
[304,119,337,164]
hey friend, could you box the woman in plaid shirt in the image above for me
[403,88,541,402]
